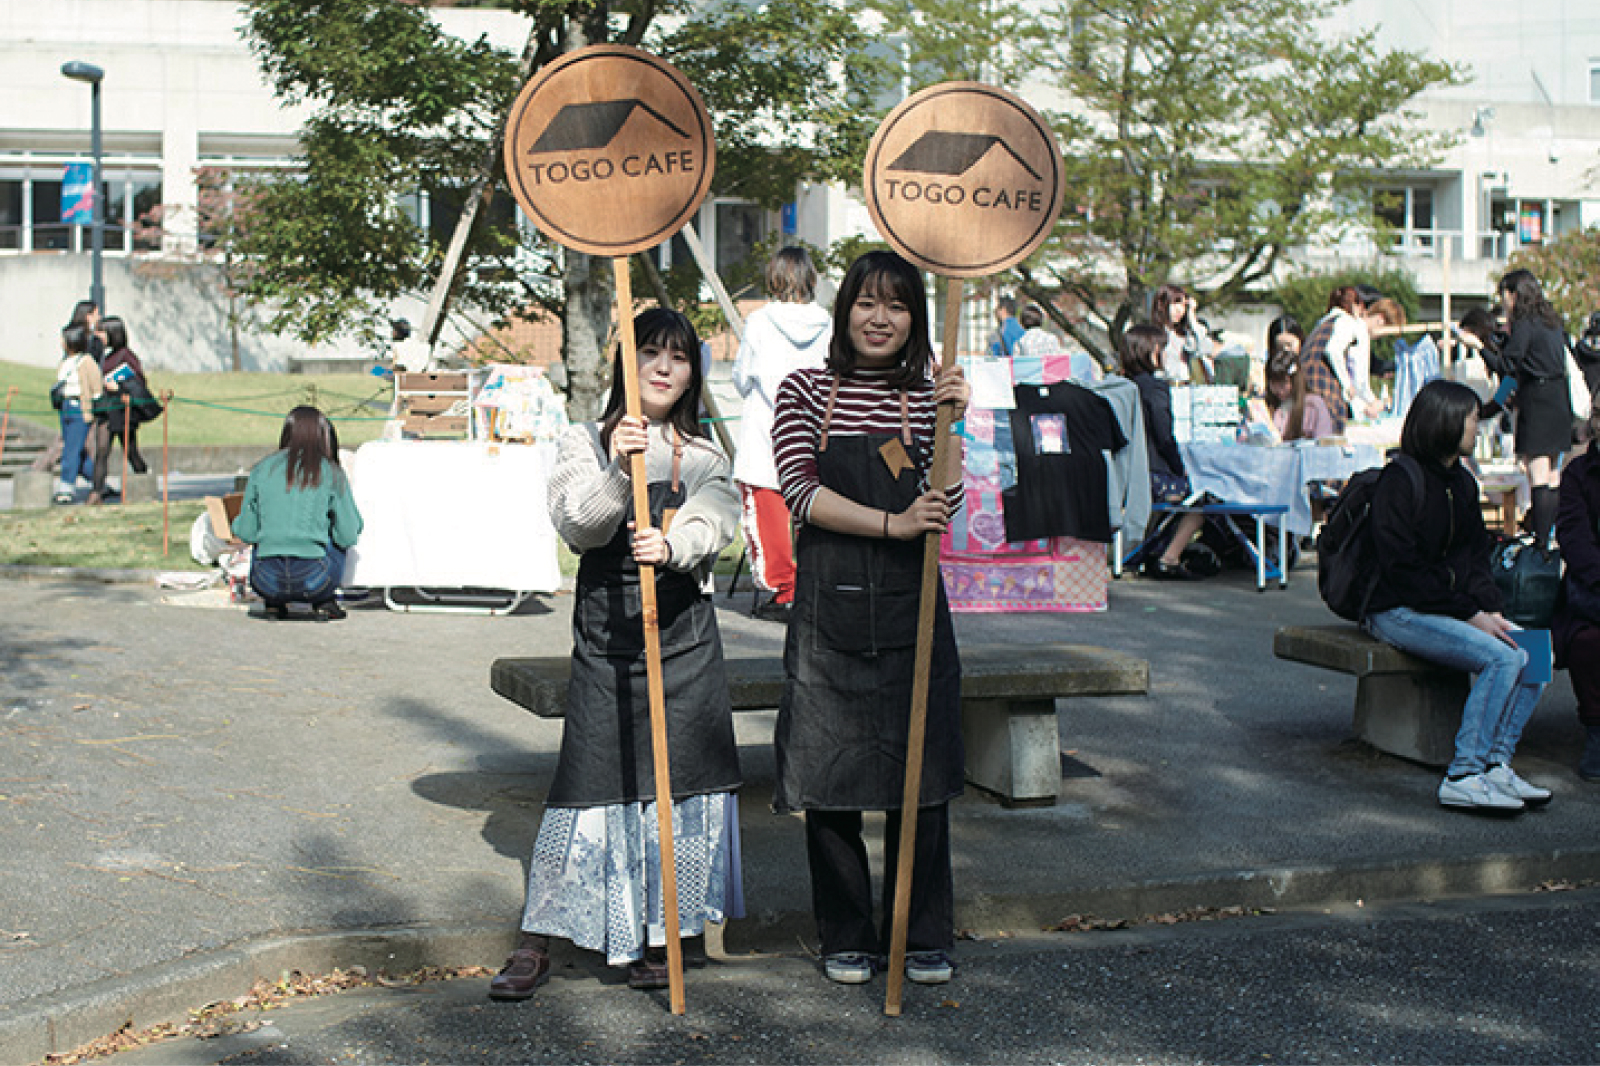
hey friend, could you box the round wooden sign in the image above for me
[863,82,1064,277]
[503,44,715,256]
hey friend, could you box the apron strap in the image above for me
[819,375,912,450]
[819,376,840,453]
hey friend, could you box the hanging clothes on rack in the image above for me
[1000,380,1127,544]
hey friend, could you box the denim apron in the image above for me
[548,431,740,808]
[773,379,964,813]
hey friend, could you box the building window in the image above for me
[1590,60,1600,104]
[714,201,766,280]
[0,180,20,251]
[1374,185,1435,253]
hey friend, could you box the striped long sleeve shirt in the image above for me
[772,366,964,523]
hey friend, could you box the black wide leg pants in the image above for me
[803,805,953,957]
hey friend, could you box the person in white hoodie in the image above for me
[731,247,833,621]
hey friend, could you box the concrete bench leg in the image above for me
[1352,671,1469,768]
[961,697,1060,807]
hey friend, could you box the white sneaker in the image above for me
[823,952,876,985]
[1485,764,1552,808]
[1438,772,1524,814]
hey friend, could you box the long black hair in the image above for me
[827,251,932,391]
[1400,379,1480,466]
[1498,268,1564,331]
[278,405,341,490]
[101,316,129,353]
[598,307,707,452]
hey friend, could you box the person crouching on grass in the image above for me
[770,250,971,987]
[489,308,743,1001]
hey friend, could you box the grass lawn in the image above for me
[0,499,209,570]
[0,359,391,447]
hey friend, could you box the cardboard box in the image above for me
[203,493,243,541]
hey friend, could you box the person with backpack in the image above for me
[1359,378,1551,813]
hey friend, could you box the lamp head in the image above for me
[60,61,104,84]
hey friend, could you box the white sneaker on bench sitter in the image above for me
[1438,772,1523,814]
[1485,764,1552,808]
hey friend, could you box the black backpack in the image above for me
[1317,454,1423,621]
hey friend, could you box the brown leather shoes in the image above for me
[488,946,550,1001]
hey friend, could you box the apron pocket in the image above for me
[815,583,921,655]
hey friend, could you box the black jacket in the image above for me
[1129,371,1185,477]
[1366,455,1502,621]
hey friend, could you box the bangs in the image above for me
[636,316,698,357]
[858,266,918,307]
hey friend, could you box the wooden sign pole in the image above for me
[884,278,964,1017]
[612,256,687,1015]
[860,80,1064,1018]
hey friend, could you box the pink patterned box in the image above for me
[940,538,1108,614]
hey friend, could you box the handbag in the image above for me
[49,380,65,411]
[1150,470,1190,503]
[1491,538,1563,630]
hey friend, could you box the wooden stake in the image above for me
[885,276,964,1017]
[161,390,172,556]
[0,386,17,471]
[121,393,131,496]
[613,256,687,1015]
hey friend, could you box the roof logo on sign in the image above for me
[529,99,691,154]
[887,132,1043,182]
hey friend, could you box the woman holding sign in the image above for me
[770,251,970,987]
[490,308,743,1001]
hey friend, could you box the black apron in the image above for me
[772,383,964,813]
[548,437,740,808]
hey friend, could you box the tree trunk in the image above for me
[556,5,615,423]
[562,249,614,421]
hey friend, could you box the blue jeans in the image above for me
[249,544,347,607]
[57,403,93,492]
[1364,606,1544,776]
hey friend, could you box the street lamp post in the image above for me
[61,60,105,314]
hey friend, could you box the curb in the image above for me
[8,848,1600,1065]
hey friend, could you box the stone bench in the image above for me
[490,643,1150,807]
[1273,624,1464,766]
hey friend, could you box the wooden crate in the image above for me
[395,372,472,440]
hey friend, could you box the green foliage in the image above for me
[237,0,529,347]
[1273,267,1419,336]
[875,0,1044,89]
[1273,266,1419,373]
[1507,227,1600,329]
[660,0,884,205]
[1012,0,1460,360]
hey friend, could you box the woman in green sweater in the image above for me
[232,406,364,621]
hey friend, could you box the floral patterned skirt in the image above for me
[518,792,743,966]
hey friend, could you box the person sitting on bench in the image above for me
[1363,379,1551,814]
[1122,323,1207,579]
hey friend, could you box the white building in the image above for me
[2,0,1598,370]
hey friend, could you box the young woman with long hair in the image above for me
[489,308,743,1001]
[231,406,363,620]
[1497,268,1570,550]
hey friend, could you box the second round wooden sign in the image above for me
[503,44,716,257]
[864,82,1065,277]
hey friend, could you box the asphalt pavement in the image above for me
[3,559,1600,1064]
